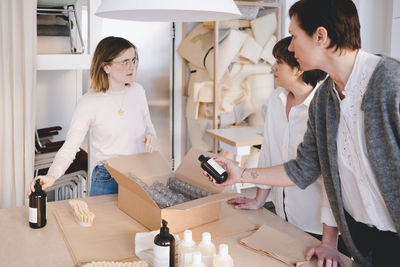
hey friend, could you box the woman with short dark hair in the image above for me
[228,36,349,266]
[208,1,400,266]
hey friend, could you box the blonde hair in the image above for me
[90,36,138,92]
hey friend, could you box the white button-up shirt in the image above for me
[259,87,336,235]
[335,50,396,232]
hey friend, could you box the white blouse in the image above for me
[335,50,396,232]
[48,83,156,179]
[258,87,336,235]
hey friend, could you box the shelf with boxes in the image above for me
[37,0,89,70]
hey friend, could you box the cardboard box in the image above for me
[105,148,237,233]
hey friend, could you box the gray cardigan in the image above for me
[284,56,400,267]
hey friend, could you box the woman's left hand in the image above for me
[306,243,344,267]
[143,134,157,153]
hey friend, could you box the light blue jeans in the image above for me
[89,165,118,196]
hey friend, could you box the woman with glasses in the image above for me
[28,36,157,197]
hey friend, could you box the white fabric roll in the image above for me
[187,64,211,97]
[251,13,277,47]
[177,23,214,68]
[239,34,263,64]
[260,35,277,65]
[205,30,248,82]
[244,73,274,126]
[186,96,200,120]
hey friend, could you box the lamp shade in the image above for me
[95,0,242,22]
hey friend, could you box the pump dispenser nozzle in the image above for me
[34,179,42,192]
[153,219,175,267]
[160,219,169,234]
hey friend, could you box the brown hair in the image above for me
[289,0,361,52]
[90,36,138,92]
[273,36,326,88]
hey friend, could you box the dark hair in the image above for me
[90,36,138,92]
[289,0,361,52]
[273,36,326,88]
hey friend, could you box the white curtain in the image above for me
[0,0,37,208]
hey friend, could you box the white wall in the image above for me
[36,70,83,141]
[357,0,392,55]
[391,0,400,58]
[87,0,171,106]
[280,0,394,55]
[281,0,297,38]
[99,20,171,106]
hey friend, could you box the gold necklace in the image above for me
[116,89,126,116]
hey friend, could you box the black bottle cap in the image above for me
[160,219,170,237]
[198,154,206,161]
[34,179,42,192]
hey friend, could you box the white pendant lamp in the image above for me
[95,0,241,22]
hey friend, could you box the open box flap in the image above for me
[104,164,158,207]
[167,192,238,210]
[175,148,224,194]
[105,152,171,186]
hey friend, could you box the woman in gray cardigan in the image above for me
[207,0,400,266]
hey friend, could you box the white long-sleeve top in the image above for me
[335,50,396,232]
[258,87,336,235]
[47,83,157,179]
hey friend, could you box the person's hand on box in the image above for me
[27,175,56,197]
[203,156,242,186]
[142,134,157,153]
[227,196,264,209]
[228,187,270,209]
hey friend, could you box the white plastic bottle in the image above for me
[178,230,197,267]
[188,251,206,267]
[213,244,233,267]
[197,232,216,267]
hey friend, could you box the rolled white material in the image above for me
[240,35,263,64]
[244,73,274,126]
[205,30,248,82]
[178,24,214,69]
[251,12,277,47]
[260,35,277,65]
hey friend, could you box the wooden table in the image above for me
[0,194,358,267]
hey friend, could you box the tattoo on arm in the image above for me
[250,171,259,180]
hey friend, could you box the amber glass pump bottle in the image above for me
[29,179,47,229]
[198,154,228,184]
[153,219,175,267]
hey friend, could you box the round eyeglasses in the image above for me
[111,57,138,68]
